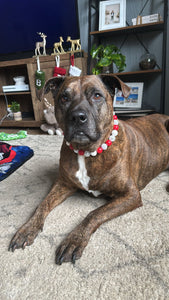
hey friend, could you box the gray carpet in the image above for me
[0,135,169,300]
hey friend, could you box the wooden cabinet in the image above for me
[0,52,87,127]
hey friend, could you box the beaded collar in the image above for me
[66,113,119,157]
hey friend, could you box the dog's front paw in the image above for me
[55,230,89,265]
[8,222,42,252]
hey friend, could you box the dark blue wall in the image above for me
[0,0,79,54]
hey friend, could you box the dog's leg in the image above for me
[55,187,142,265]
[9,180,76,252]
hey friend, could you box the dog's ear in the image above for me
[39,77,65,101]
[99,74,131,98]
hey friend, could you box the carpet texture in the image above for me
[0,135,169,300]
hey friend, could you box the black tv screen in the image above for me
[0,0,79,57]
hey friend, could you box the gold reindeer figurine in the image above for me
[52,36,65,55]
[67,36,81,52]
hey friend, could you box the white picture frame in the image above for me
[114,82,144,109]
[99,0,126,31]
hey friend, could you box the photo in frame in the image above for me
[114,82,144,109]
[99,0,126,31]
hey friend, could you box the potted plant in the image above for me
[10,101,22,121]
[90,44,126,75]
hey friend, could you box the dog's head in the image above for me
[42,75,130,151]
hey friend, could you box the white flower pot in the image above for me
[13,111,22,121]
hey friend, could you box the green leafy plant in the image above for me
[10,101,20,113]
[90,44,126,74]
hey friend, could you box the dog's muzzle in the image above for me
[65,109,99,145]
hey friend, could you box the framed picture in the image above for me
[114,82,144,109]
[99,0,126,31]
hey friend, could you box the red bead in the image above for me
[78,149,85,155]
[97,147,103,154]
[113,115,117,120]
[106,139,112,146]
[113,125,119,130]
[69,144,73,150]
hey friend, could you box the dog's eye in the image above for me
[93,93,102,100]
[61,95,69,103]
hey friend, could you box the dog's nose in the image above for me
[71,110,88,124]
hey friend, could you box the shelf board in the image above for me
[95,69,162,76]
[1,118,42,128]
[115,109,155,113]
[115,69,162,76]
[0,91,31,96]
[90,21,164,36]
[115,109,156,118]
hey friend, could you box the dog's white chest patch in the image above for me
[75,155,101,197]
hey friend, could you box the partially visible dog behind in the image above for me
[9,74,169,265]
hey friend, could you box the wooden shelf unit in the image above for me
[88,0,167,114]
[0,52,87,127]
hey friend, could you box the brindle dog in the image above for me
[9,75,169,265]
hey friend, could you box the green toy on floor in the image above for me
[0,130,27,141]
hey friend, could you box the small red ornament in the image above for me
[69,144,73,150]
[113,125,119,130]
[78,149,85,155]
[113,115,118,120]
[106,139,112,146]
[97,147,103,154]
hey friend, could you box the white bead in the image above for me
[112,130,118,137]
[101,143,108,150]
[109,135,115,142]
[91,151,97,156]
[74,149,78,154]
[84,151,90,157]
[66,141,70,146]
[114,120,118,125]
